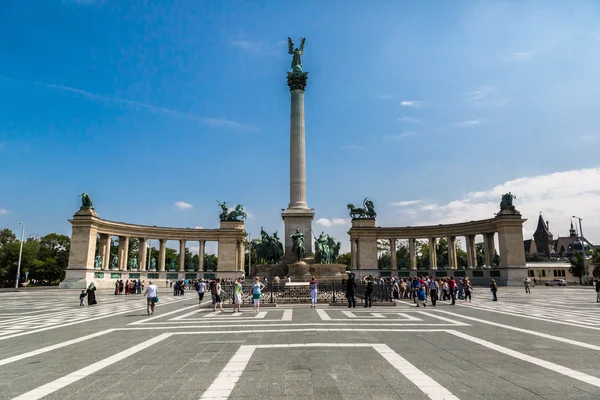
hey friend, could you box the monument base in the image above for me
[287,261,312,282]
[281,208,315,264]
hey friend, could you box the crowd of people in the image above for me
[113,279,145,295]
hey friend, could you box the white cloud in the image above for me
[384,132,417,140]
[400,101,422,107]
[0,209,8,215]
[453,118,485,128]
[401,168,600,244]
[188,246,200,253]
[464,86,494,101]
[194,226,203,229]
[391,200,422,207]
[316,218,348,227]
[175,201,193,210]
[340,145,364,150]
[508,50,537,61]
[397,117,421,123]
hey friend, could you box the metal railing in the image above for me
[214,283,393,304]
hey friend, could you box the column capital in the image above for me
[287,71,308,91]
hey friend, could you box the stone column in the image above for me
[409,238,417,270]
[199,240,205,271]
[99,234,110,270]
[486,233,496,267]
[61,208,99,289]
[351,239,358,269]
[179,239,186,272]
[429,237,437,270]
[139,238,147,271]
[237,240,245,272]
[158,239,166,272]
[118,236,129,270]
[466,235,476,269]
[389,239,397,276]
[448,236,457,270]
[483,233,492,267]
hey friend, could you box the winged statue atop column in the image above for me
[288,37,306,72]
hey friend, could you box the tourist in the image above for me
[213,278,224,312]
[463,278,473,303]
[144,280,158,316]
[137,279,142,294]
[309,276,318,308]
[86,282,97,306]
[274,276,280,284]
[457,278,464,300]
[595,279,600,303]
[490,279,498,301]
[524,278,531,294]
[448,276,456,305]
[441,279,449,300]
[364,275,373,308]
[125,280,130,295]
[114,281,119,296]
[392,279,400,300]
[346,273,356,308]
[287,276,292,283]
[79,290,86,306]
[411,277,421,304]
[197,279,206,305]
[416,284,427,307]
[233,278,242,313]
[428,278,438,307]
[252,277,265,312]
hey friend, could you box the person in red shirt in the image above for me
[448,276,456,305]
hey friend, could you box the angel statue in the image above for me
[288,37,306,72]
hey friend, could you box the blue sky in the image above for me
[1,0,600,253]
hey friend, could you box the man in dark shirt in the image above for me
[346,273,356,308]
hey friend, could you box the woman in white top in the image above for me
[309,276,318,308]
[252,277,265,312]
[144,280,158,316]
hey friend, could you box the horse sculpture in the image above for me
[255,228,284,264]
[347,198,377,219]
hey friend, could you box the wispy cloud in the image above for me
[175,201,193,210]
[230,39,285,54]
[0,208,8,215]
[453,118,485,128]
[397,117,420,123]
[340,145,364,150]
[464,86,494,101]
[316,218,348,227]
[508,50,537,61]
[391,200,422,207]
[384,132,417,140]
[5,77,258,132]
[400,101,422,107]
[378,94,394,100]
[464,86,507,108]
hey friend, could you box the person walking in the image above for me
[346,273,356,308]
[213,278,224,312]
[428,278,438,307]
[364,275,373,307]
[79,290,86,306]
[463,277,473,303]
[86,282,97,306]
[490,279,498,301]
[595,279,600,303]
[197,279,206,305]
[448,276,456,305]
[524,278,531,294]
[251,277,266,313]
[233,278,242,313]
[144,280,158,316]
[416,285,427,307]
[309,276,318,308]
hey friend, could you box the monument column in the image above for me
[118,236,129,270]
[237,240,245,272]
[199,240,205,271]
[139,238,147,271]
[409,238,417,270]
[429,237,437,270]
[158,239,166,272]
[282,38,315,263]
[448,236,457,270]
[179,240,186,272]
[466,235,476,268]
[99,234,110,270]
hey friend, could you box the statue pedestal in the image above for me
[281,209,315,264]
[287,261,312,282]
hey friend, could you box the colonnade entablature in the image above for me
[61,206,246,289]
[348,210,527,274]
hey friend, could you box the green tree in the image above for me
[455,239,468,268]
[395,240,410,270]
[569,253,585,285]
[415,240,429,269]
[590,249,600,278]
[336,252,351,267]
[32,233,70,283]
[0,228,17,246]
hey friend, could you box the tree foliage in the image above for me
[569,252,585,285]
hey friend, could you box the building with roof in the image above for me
[524,214,594,259]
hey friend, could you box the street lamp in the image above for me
[15,222,24,289]
[572,216,588,280]
[247,233,252,278]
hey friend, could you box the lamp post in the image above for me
[147,239,152,271]
[247,233,252,278]
[15,222,24,289]
[572,216,588,281]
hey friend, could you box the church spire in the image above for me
[569,218,577,237]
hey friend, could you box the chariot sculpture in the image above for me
[347,198,377,219]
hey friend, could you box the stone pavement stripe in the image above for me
[396,312,423,321]
[435,309,600,351]
[128,303,199,325]
[460,303,600,331]
[341,311,357,318]
[0,298,189,340]
[255,311,267,319]
[372,343,460,400]
[370,313,386,318]
[200,345,257,399]
[315,309,330,320]
[0,329,115,367]
[169,307,211,321]
[418,311,468,324]
[448,330,600,389]
[282,309,293,321]
[119,322,467,328]
[167,328,449,334]
[11,333,172,400]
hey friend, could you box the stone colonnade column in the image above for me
[466,235,476,268]
[139,238,147,271]
[99,234,110,270]
[485,233,495,267]
[159,239,166,272]
[428,237,437,270]
[409,238,417,270]
[351,239,358,269]
[199,240,205,271]
[237,240,245,272]
[179,240,186,272]
[118,236,129,270]
[448,236,457,269]
[389,239,397,275]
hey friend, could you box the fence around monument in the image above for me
[216,283,393,304]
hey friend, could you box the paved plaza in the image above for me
[0,286,599,400]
